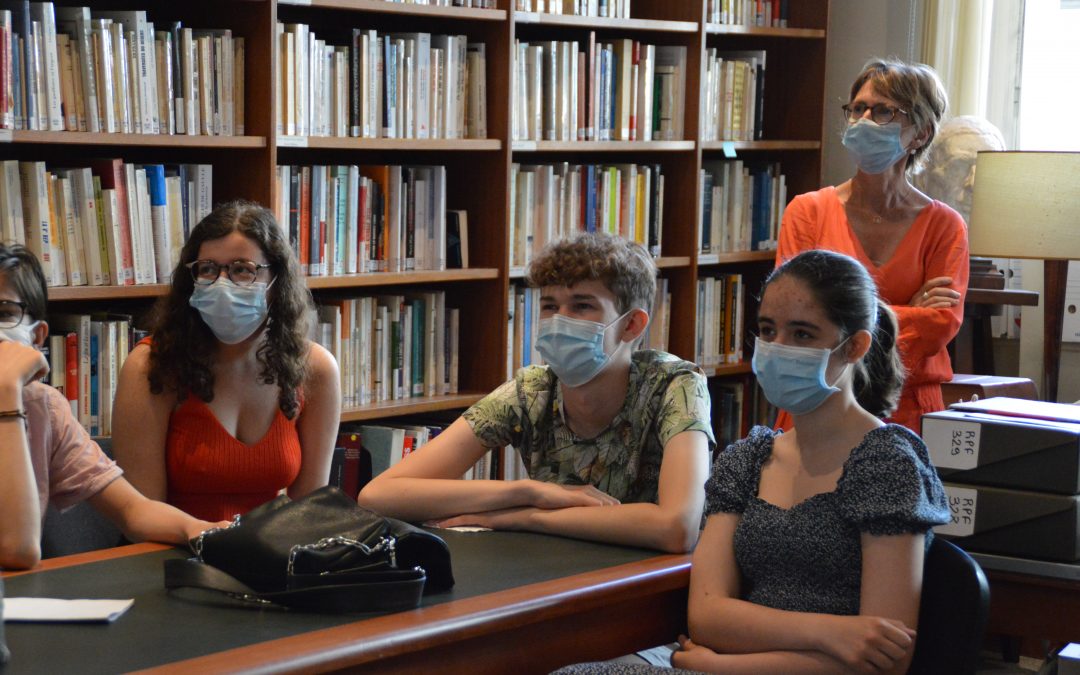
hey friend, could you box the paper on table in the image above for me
[3,598,134,623]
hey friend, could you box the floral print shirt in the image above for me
[462,350,715,503]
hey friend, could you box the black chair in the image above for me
[40,437,125,558]
[908,537,990,675]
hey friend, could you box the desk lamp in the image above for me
[968,151,1080,402]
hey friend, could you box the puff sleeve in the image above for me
[704,426,775,517]
[838,425,950,536]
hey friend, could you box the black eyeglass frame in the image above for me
[841,102,909,126]
[184,259,274,287]
[0,299,29,329]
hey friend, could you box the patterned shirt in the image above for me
[462,350,715,504]
[706,424,949,615]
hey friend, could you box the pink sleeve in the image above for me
[891,208,969,361]
[41,384,122,511]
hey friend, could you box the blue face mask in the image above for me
[535,312,630,388]
[842,119,907,174]
[751,336,849,415]
[189,278,273,345]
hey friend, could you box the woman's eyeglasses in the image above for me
[841,102,908,126]
[185,260,272,287]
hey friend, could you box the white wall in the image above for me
[822,0,922,187]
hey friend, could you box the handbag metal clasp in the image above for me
[286,535,397,578]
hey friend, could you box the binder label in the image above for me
[936,485,978,537]
[924,418,981,470]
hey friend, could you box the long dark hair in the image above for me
[146,200,312,418]
[766,250,905,418]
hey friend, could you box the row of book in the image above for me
[505,279,671,380]
[515,0,632,17]
[0,4,243,135]
[43,313,143,436]
[367,0,496,7]
[696,273,746,368]
[0,158,212,287]
[313,291,460,409]
[509,162,664,270]
[707,0,791,27]
[329,423,518,500]
[700,160,786,255]
[512,37,686,142]
[702,49,766,143]
[273,164,468,277]
[277,25,487,140]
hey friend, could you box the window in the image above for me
[1017,0,1080,150]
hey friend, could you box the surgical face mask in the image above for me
[189,278,272,345]
[0,319,41,347]
[842,119,908,174]
[751,336,849,415]
[535,311,631,388]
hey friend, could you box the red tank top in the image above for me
[165,394,302,521]
[137,337,304,520]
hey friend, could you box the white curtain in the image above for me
[920,0,995,118]
[920,0,1024,145]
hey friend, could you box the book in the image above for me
[446,209,468,268]
[357,423,406,479]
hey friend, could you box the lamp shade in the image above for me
[968,151,1080,260]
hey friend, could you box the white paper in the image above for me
[3,598,134,623]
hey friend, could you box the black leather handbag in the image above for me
[164,486,453,612]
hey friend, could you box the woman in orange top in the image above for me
[112,201,341,521]
[775,58,968,433]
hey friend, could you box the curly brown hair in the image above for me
[849,57,948,172]
[526,232,657,314]
[146,201,312,418]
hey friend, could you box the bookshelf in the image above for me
[29,0,829,434]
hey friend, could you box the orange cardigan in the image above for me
[774,187,969,432]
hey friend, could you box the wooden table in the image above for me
[971,553,1080,658]
[2,530,690,674]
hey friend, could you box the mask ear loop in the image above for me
[825,335,856,389]
[604,309,640,352]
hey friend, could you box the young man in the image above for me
[359,233,714,552]
[0,243,223,570]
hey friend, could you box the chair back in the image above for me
[40,437,125,558]
[908,537,990,675]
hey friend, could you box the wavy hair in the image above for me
[146,201,312,418]
[767,250,905,418]
[526,232,657,314]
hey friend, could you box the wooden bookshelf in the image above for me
[32,0,829,430]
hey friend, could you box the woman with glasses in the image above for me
[774,57,968,433]
[112,201,341,521]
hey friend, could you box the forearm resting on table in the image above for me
[524,501,700,553]
[358,476,535,522]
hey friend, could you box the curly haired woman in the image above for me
[112,201,340,521]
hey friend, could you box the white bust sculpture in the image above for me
[913,115,1007,225]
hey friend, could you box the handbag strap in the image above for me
[164,558,427,613]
